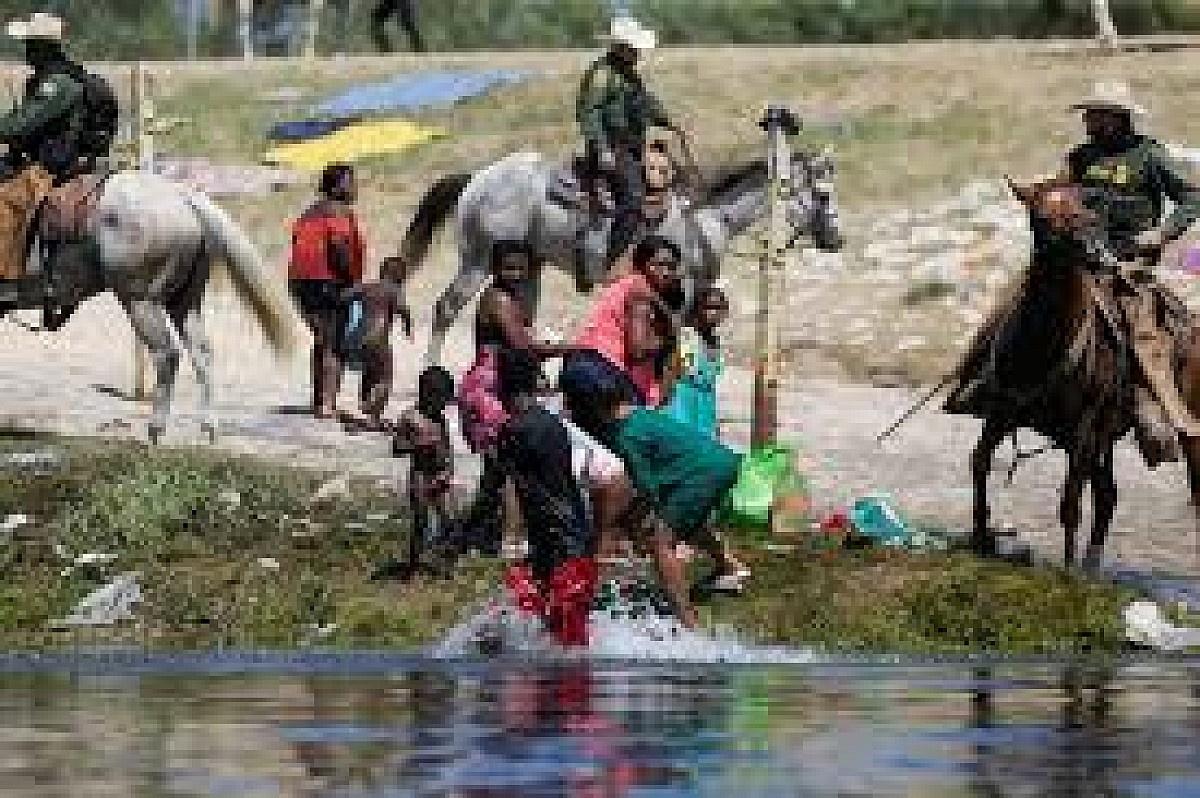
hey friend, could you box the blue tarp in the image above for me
[268,117,358,143]
[312,69,533,119]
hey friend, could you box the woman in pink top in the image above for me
[559,235,682,443]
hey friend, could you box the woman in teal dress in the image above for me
[664,286,729,438]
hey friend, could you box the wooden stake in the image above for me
[131,64,156,402]
[752,106,796,448]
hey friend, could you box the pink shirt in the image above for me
[574,273,663,406]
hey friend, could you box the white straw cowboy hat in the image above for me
[6,12,65,41]
[599,15,657,51]
[1071,80,1147,117]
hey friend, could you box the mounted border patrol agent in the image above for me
[0,11,118,325]
[577,14,690,276]
[0,12,115,186]
[1065,80,1200,464]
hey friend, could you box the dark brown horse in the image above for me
[945,180,1200,570]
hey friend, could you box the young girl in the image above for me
[288,163,366,419]
[663,285,729,439]
[341,277,412,426]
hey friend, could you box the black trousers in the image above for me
[597,145,645,264]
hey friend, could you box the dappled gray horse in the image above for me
[387,150,843,364]
[26,170,298,443]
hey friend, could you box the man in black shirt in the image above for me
[496,347,598,647]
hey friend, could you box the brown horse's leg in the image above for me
[971,421,1007,557]
[1060,455,1086,567]
[1085,451,1117,573]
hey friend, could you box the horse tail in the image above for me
[186,190,299,355]
[387,171,473,282]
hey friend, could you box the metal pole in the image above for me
[305,0,326,60]
[186,0,200,60]
[238,0,254,62]
[752,105,798,448]
[1091,0,1120,52]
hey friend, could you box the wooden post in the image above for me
[1092,0,1120,52]
[751,106,797,448]
[304,0,326,60]
[131,64,156,402]
[238,0,254,62]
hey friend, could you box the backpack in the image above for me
[63,64,118,159]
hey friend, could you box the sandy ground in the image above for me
[1,272,1196,580]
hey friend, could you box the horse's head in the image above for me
[787,149,844,253]
[1008,177,1117,275]
[1007,177,1097,238]
[698,152,843,254]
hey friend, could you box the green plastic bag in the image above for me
[718,444,806,539]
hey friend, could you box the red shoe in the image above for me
[546,558,599,647]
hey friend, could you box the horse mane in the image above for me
[698,158,768,206]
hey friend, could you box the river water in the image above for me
[0,652,1198,796]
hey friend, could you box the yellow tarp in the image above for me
[262,118,446,171]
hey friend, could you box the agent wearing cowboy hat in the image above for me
[0,12,113,186]
[1064,81,1200,464]
[577,15,689,285]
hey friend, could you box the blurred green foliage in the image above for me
[0,1,1194,61]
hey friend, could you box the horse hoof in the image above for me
[200,423,218,444]
[147,425,164,445]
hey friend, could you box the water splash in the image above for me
[429,590,818,665]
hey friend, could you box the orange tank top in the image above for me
[574,273,663,406]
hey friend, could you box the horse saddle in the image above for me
[546,156,613,213]
[38,172,108,245]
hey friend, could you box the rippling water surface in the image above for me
[0,654,1198,796]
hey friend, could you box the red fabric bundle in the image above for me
[503,563,545,616]
[502,558,599,647]
[545,557,599,647]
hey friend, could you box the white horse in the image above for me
[385,150,844,364]
[19,170,299,443]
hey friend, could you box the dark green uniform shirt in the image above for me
[1067,134,1200,255]
[0,69,85,149]
[576,53,670,154]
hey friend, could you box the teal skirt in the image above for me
[611,407,742,536]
